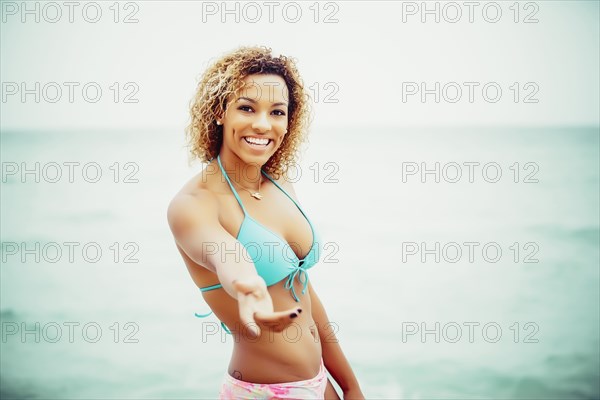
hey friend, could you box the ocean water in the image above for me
[1,126,598,399]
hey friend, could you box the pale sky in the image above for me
[1,1,599,131]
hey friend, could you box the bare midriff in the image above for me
[203,276,323,384]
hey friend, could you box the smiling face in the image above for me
[218,74,289,167]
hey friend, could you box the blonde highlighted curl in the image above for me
[185,46,312,179]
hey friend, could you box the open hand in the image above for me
[233,277,302,338]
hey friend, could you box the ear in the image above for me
[216,105,230,124]
[214,110,224,126]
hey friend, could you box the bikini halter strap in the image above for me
[217,154,248,216]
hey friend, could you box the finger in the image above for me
[238,308,261,338]
[237,297,262,338]
[254,307,302,331]
[254,307,302,321]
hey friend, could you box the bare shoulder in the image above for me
[166,176,220,237]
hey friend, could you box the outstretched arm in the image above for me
[167,190,299,337]
[309,281,365,399]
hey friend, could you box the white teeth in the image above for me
[244,137,270,146]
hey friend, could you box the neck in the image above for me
[217,150,266,190]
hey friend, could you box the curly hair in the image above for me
[185,46,312,179]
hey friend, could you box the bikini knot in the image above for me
[284,263,309,302]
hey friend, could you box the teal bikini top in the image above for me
[195,155,321,327]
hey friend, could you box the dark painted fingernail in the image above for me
[290,312,298,318]
[297,308,302,314]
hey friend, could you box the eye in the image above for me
[272,109,286,116]
[238,105,253,112]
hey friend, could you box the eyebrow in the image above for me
[236,97,288,107]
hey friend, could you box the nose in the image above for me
[252,111,271,133]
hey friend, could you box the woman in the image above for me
[167,46,364,399]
